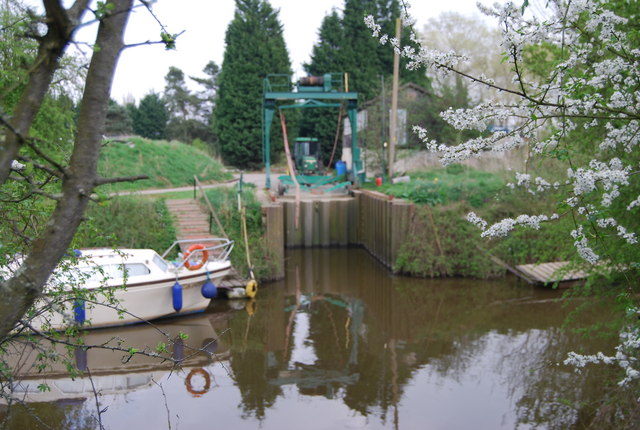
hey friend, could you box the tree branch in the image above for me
[0,1,89,185]
[123,30,185,50]
[94,174,149,186]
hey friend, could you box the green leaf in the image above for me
[37,383,51,392]
[160,32,176,50]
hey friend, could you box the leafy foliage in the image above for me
[204,186,280,281]
[105,99,134,135]
[214,0,292,168]
[395,203,504,278]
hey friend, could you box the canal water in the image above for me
[2,248,618,429]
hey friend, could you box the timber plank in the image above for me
[516,261,588,283]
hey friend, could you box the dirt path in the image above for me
[109,172,270,196]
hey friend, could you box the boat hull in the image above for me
[31,264,230,331]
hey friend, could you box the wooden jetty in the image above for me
[477,246,589,285]
[515,261,588,285]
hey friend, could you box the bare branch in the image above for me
[16,154,65,179]
[94,174,149,186]
[86,368,106,430]
[124,30,185,50]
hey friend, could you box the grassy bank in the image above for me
[386,165,576,278]
[98,137,232,192]
[203,186,281,281]
[366,164,504,207]
[73,196,177,253]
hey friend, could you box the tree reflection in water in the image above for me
[224,248,619,429]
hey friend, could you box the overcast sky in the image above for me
[98,0,490,102]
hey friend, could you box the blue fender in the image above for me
[172,281,183,312]
[73,299,86,325]
[201,279,217,299]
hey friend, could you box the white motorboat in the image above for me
[23,238,234,331]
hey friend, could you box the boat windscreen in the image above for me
[152,254,169,272]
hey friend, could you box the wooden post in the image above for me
[388,18,401,180]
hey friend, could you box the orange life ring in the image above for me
[185,368,211,397]
[183,244,208,271]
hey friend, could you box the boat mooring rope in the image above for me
[238,174,258,297]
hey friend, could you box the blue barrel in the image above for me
[335,160,346,177]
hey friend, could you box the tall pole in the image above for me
[388,18,401,180]
[381,75,386,176]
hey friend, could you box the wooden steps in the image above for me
[165,198,213,246]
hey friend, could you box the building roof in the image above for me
[358,82,430,112]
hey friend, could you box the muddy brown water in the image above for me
[1,248,618,429]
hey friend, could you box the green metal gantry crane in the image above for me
[262,73,362,189]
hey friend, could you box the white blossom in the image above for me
[467,212,487,231]
[366,0,639,386]
[565,324,640,387]
[481,214,550,238]
[627,195,640,211]
[571,227,600,264]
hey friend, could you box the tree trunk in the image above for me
[0,0,134,339]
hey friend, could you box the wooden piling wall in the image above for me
[261,202,285,280]
[282,198,358,248]
[262,191,415,274]
[355,190,414,269]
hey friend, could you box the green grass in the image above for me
[98,137,232,192]
[203,185,281,281]
[367,165,504,207]
[73,196,177,254]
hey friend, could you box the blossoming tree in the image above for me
[366,0,639,387]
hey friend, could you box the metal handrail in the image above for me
[162,238,235,268]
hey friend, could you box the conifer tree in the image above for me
[214,0,292,168]
[105,99,134,136]
[301,0,429,165]
[132,92,168,140]
[164,66,194,121]
[300,11,350,166]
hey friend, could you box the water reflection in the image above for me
[1,248,616,429]
[223,248,615,429]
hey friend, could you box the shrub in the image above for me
[204,186,281,281]
[395,203,504,278]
